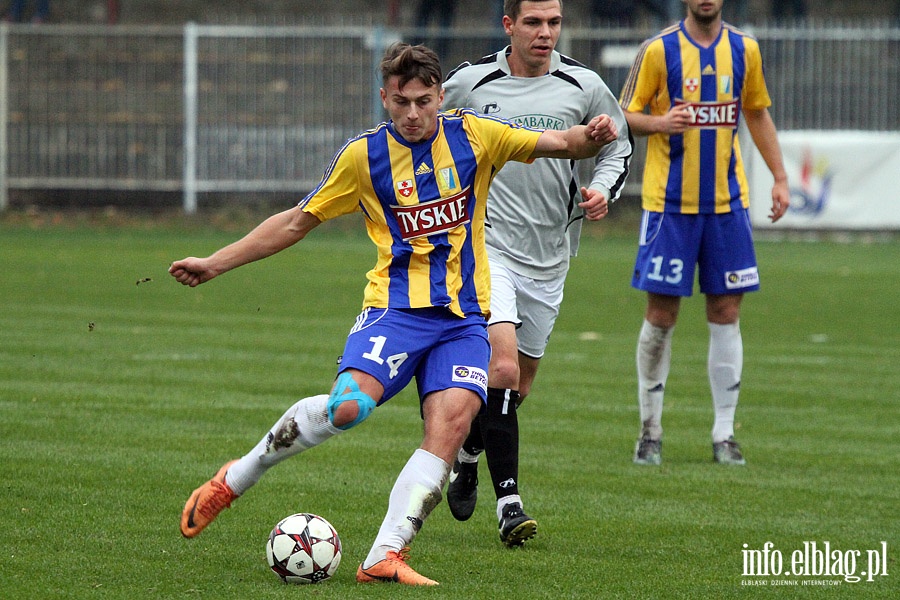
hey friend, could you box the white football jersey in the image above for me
[443,48,633,280]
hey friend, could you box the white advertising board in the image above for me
[746,131,900,230]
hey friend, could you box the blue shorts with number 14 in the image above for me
[337,307,490,405]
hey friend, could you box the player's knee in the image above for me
[327,372,376,430]
[488,356,519,389]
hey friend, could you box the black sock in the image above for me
[460,406,485,456]
[481,387,520,500]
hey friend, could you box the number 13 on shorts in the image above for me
[647,255,684,285]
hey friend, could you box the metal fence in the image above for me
[1,22,899,212]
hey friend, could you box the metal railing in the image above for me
[2,22,898,212]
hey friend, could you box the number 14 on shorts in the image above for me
[362,335,408,379]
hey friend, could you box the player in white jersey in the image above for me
[441,0,633,546]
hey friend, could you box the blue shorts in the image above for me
[337,307,490,405]
[632,209,760,297]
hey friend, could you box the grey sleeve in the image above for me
[586,81,633,203]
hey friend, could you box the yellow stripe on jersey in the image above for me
[620,23,772,214]
[299,110,540,317]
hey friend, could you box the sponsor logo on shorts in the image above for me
[452,365,488,393]
[726,267,760,289]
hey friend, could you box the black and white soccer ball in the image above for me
[265,513,342,584]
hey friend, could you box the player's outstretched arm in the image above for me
[169,206,321,287]
[531,114,618,160]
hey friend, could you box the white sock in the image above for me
[457,447,480,464]
[363,449,449,569]
[636,319,673,440]
[497,494,522,521]
[225,394,342,495]
[708,321,743,443]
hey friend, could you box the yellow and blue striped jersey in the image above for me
[299,108,541,318]
[620,22,771,214]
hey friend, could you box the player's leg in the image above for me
[181,369,383,538]
[360,312,488,585]
[181,371,382,537]
[634,293,679,464]
[706,294,744,463]
[482,322,522,522]
[226,368,382,493]
[181,307,406,538]
[517,352,540,399]
[447,262,520,521]
[489,352,540,546]
[446,322,516,522]
[632,211,699,464]
[698,209,758,464]
[359,386,482,586]
[486,272,560,546]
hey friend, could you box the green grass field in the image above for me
[1,214,897,599]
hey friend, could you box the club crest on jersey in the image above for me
[720,75,732,94]
[685,77,699,93]
[397,179,414,198]
[390,186,471,241]
[437,167,457,193]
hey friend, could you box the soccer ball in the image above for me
[265,513,342,584]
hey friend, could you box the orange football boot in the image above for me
[180,460,239,538]
[356,547,439,586]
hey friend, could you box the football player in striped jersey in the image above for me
[170,42,618,585]
[620,0,789,466]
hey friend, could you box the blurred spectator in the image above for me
[413,0,458,62]
[771,0,807,22]
[4,0,49,23]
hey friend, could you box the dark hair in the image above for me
[380,42,442,89]
[504,0,563,21]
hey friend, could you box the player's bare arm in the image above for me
[624,104,692,137]
[743,107,790,222]
[532,114,618,160]
[169,206,321,287]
